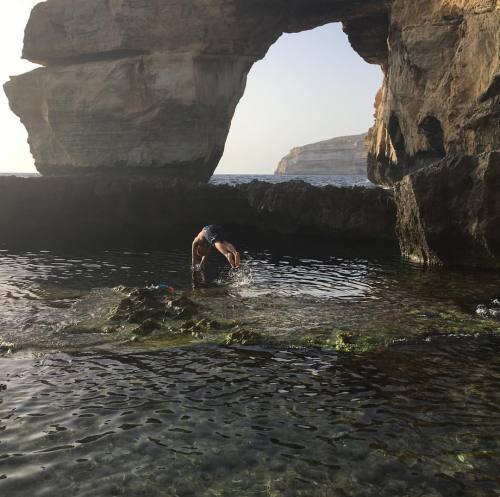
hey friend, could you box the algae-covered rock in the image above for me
[167,295,199,319]
[224,329,262,346]
[333,332,382,353]
[105,286,231,343]
[135,319,163,336]
[109,286,180,324]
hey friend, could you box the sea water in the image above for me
[0,174,499,497]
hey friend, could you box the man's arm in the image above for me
[200,254,209,270]
[191,239,199,269]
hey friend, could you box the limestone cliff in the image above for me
[4,0,387,180]
[394,151,500,267]
[275,133,367,175]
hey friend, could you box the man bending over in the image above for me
[191,225,241,271]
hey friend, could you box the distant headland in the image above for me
[275,133,367,175]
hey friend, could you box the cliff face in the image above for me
[4,0,498,182]
[275,133,367,175]
[394,151,500,267]
[368,0,499,185]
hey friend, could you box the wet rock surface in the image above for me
[476,299,500,321]
[65,285,239,345]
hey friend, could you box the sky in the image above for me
[0,1,382,175]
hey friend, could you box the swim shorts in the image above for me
[203,225,224,246]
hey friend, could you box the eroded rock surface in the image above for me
[394,151,500,267]
[6,0,497,183]
[275,133,368,175]
[368,0,499,185]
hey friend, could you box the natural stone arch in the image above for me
[4,0,389,181]
[3,0,499,190]
[1,0,500,267]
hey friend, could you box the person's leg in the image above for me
[225,242,240,267]
[214,241,236,268]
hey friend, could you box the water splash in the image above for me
[216,264,254,290]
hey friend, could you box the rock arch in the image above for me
[4,0,388,180]
[3,0,500,266]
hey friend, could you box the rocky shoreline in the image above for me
[0,176,396,246]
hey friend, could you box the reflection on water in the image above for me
[0,244,499,496]
[0,247,499,350]
[1,341,499,496]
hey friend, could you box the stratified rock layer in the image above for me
[6,0,497,183]
[275,133,368,175]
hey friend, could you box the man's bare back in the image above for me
[191,225,241,271]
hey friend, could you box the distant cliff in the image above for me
[275,134,368,175]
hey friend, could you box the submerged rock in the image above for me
[108,286,181,324]
[108,286,198,330]
[333,332,382,353]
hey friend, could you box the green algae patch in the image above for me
[224,328,263,345]
[297,330,386,353]
[331,332,386,353]
[97,286,241,347]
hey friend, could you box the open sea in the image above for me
[0,173,499,497]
